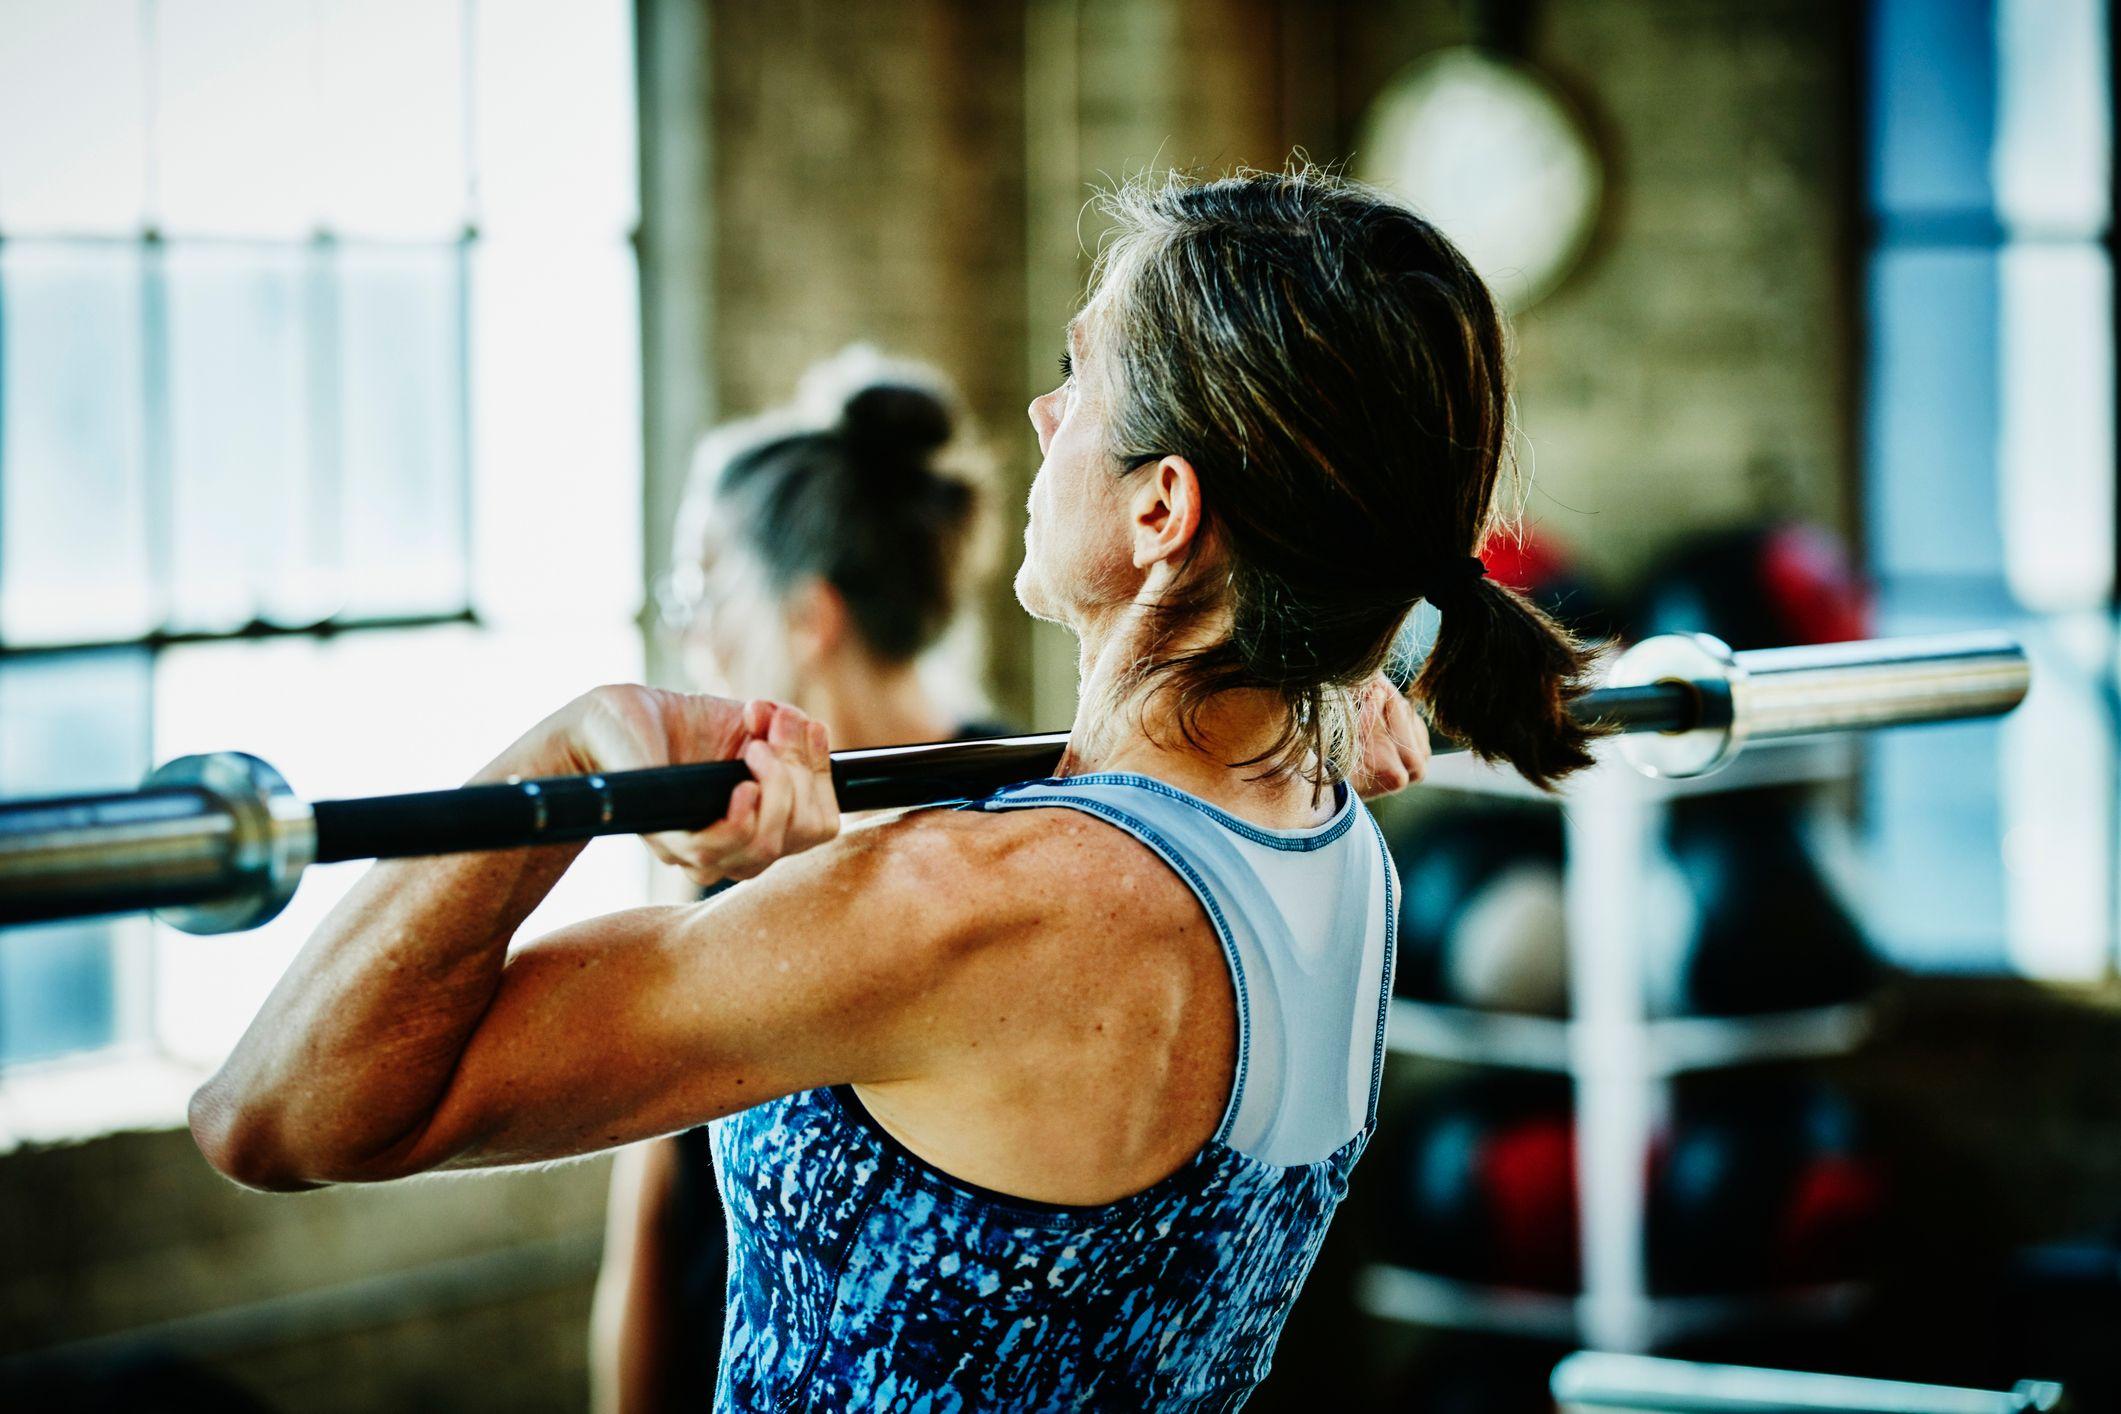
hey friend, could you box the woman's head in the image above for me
[668,348,988,701]
[1019,166,1599,788]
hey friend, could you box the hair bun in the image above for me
[840,381,954,461]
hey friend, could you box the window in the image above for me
[0,0,648,1071]
[1862,0,2118,976]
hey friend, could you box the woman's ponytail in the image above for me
[1411,572,1604,790]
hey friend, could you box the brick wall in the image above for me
[1340,0,1860,586]
[656,0,1858,724]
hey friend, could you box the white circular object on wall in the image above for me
[1354,47,1604,312]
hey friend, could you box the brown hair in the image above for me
[1088,166,1601,788]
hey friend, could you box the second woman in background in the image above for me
[590,348,1003,1414]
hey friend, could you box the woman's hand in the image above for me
[1350,672,1432,798]
[563,687,840,887]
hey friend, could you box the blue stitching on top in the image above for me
[1364,810,1398,1128]
[1047,772,1357,852]
[968,793,1253,1148]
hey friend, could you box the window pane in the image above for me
[0,650,152,1066]
[0,919,118,1067]
[314,0,470,238]
[0,243,156,644]
[0,651,152,795]
[155,0,318,237]
[470,242,642,624]
[337,246,470,618]
[1860,604,2120,981]
[0,0,150,234]
[157,0,475,239]
[165,244,326,631]
[1995,0,2111,237]
[1867,0,1996,220]
[1999,613,2118,979]
[151,625,646,1065]
[1858,615,2010,972]
[1863,246,2005,584]
[473,0,638,237]
[1998,244,2115,612]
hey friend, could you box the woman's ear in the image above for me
[782,576,850,670]
[1129,454,1204,572]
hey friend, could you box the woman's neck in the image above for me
[1057,597,1337,831]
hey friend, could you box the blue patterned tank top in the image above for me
[710,772,1399,1411]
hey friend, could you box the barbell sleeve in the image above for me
[1605,630,2032,778]
[0,632,2031,936]
[0,753,313,935]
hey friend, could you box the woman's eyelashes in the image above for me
[1059,351,1074,383]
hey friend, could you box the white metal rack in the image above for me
[1362,734,1871,1353]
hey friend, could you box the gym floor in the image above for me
[2,2,2115,1411]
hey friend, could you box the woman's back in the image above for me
[711,771,1398,1410]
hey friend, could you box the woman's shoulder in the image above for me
[848,797,1167,883]
[827,796,1207,947]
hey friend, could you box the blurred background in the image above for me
[1,0,2117,1409]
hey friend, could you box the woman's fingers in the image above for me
[740,737,796,867]
[1382,692,1430,785]
[655,703,837,885]
[1352,676,1401,795]
[641,833,684,870]
[644,779,741,882]
[795,719,840,850]
[1353,672,1431,798]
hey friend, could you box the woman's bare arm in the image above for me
[186,687,856,1188]
[591,1139,680,1414]
[189,770,987,1189]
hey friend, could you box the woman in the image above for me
[594,349,1009,1413]
[189,167,1596,1410]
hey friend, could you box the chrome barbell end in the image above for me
[1605,629,2033,780]
[144,753,316,935]
[1605,632,1745,779]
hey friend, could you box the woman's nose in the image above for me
[1028,393,1057,453]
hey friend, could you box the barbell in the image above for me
[0,631,2030,936]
